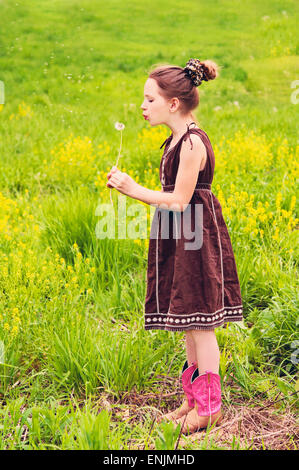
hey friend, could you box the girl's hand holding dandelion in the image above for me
[106,165,138,197]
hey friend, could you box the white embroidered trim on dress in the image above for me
[145,306,243,327]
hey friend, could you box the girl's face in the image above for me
[140,78,172,126]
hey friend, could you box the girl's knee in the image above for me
[190,328,215,341]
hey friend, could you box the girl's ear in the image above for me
[170,97,179,109]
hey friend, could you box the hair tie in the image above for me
[183,58,209,87]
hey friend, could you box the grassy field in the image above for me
[0,0,298,450]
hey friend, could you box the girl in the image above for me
[107,58,243,434]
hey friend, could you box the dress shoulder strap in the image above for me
[182,122,198,150]
[160,121,198,151]
[160,136,171,150]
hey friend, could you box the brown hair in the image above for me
[148,59,219,126]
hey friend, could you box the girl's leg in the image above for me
[157,331,197,422]
[185,330,197,365]
[191,329,220,374]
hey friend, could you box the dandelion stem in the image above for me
[115,130,123,168]
[110,123,125,209]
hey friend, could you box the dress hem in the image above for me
[144,305,243,329]
[144,316,244,332]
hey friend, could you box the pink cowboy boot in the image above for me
[175,369,222,434]
[157,360,197,423]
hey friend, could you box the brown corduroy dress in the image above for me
[144,122,243,332]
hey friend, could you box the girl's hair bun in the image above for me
[200,60,219,81]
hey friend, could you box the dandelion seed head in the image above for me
[115,122,125,131]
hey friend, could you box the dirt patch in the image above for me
[97,381,298,450]
[177,401,298,450]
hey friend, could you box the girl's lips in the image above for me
[143,115,148,120]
